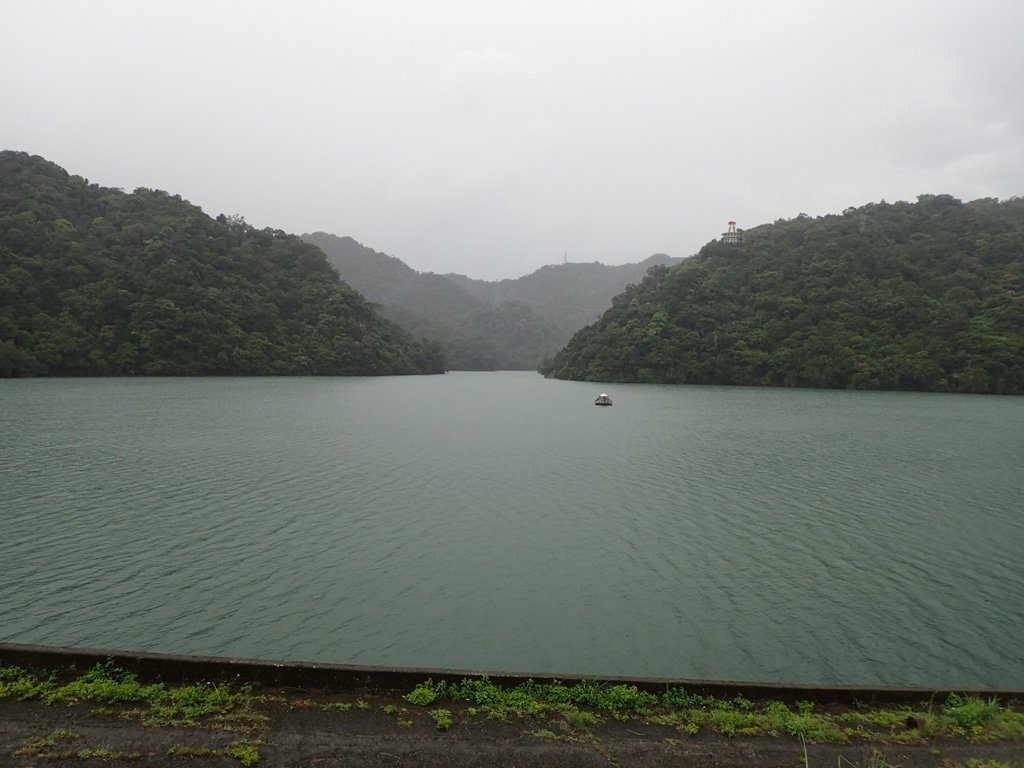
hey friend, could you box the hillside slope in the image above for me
[446,253,681,334]
[0,152,444,376]
[303,232,562,369]
[541,195,1024,394]
[304,232,681,369]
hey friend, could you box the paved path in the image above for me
[3,693,1021,767]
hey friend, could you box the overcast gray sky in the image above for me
[3,1,1022,280]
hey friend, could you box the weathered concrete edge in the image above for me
[1,643,1020,705]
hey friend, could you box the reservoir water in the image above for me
[1,373,1021,688]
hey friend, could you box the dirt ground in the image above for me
[2,688,1021,768]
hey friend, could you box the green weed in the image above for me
[0,661,249,727]
[47,662,162,706]
[407,676,657,719]
[13,729,81,757]
[913,696,1024,741]
[734,694,754,710]
[758,700,847,741]
[944,694,1002,730]
[561,705,600,730]
[0,665,58,700]
[404,680,440,706]
[398,676,1022,744]
[167,740,262,765]
[431,708,454,731]
[710,707,759,736]
[229,740,261,767]
[649,709,704,735]
[838,708,915,730]
[75,748,142,760]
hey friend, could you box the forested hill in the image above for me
[445,253,681,334]
[303,232,562,370]
[541,195,1024,394]
[302,232,679,370]
[0,151,444,376]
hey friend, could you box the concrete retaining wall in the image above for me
[1,643,1020,705]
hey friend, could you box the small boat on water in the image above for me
[594,393,613,406]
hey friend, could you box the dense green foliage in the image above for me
[0,152,444,376]
[401,676,1024,741]
[541,195,1024,394]
[0,662,258,727]
[304,232,676,370]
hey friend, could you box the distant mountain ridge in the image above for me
[303,232,679,370]
[446,253,681,335]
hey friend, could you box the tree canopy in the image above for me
[540,195,1024,394]
[0,151,444,377]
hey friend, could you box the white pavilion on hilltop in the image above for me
[721,220,743,244]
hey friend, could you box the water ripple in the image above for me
[1,375,1022,687]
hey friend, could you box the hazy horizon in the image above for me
[3,1,1021,281]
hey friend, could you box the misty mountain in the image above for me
[302,232,680,370]
[303,232,563,370]
[541,195,1024,394]
[0,151,444,377]
[446,253,681,335]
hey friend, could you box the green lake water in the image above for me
[1,372,1021,687]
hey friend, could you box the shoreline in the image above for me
[2,643,1021,768]
[2,642,1021,702]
